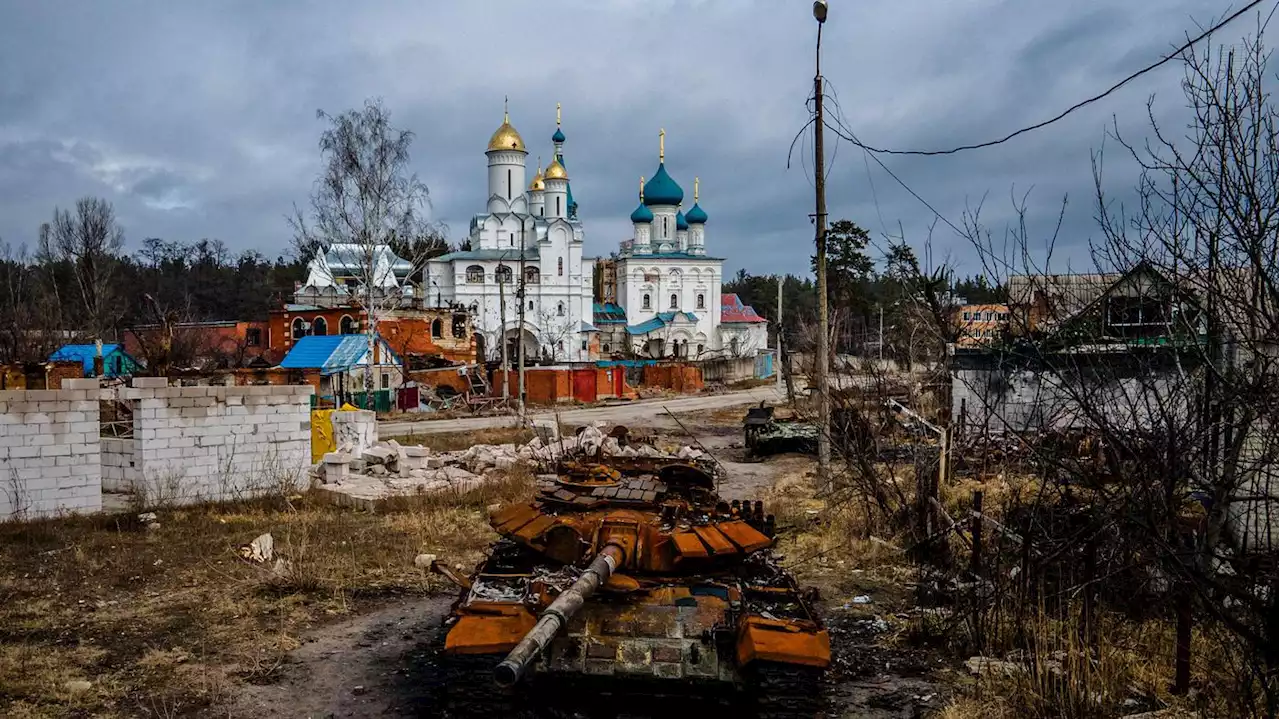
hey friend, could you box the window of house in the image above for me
[669,294,678,309]
[431,318,443,338]
[291,317,306,340]
[962,311,971,321]
[642,293,651,309]
[381,373,390,390]
[557,302,565,316]
[245,328,262,347]
[557,257,563,276]
[466,265,484,283]
[580,340,587,351]
[696,343,704,355]
[340,315,356,334]
[556,340,564,353]
[496,265,512,284]
[696,294,705,309]
[1105,295,1171,338]
[312,317,327,336]
[603,343,611,353]
[452,314,466,338]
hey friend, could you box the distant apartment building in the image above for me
[955,303,1008,347]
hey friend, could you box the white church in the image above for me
[417,104,765,363]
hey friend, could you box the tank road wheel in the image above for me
[747,661,826,719]
[438,652,520,718]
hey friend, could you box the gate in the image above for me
[572,369,597,403]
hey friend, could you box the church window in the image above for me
[452,314,466,338]
[696,293,705,309]
[557,257,563,276]
[466,265,484,283]
[431,319,443,338]
[662,217,668,237]
[528,300,534,310]
[312,317,327,336]
[603,343,612,353]
[507,169,512,199]
[525,267,540,285]
[557,302,565,317]
[669,293,678,309]
[581,340,587,352]
[556,197,562,215]
[340,315,356,334]
[291,317,306,340]
[642,293,651,310]
[496,265,512,284]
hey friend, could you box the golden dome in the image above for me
[487,119,527,153]
[529,167,545,191]
[544,159,568,180]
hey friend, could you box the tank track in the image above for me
[748,661,827,718]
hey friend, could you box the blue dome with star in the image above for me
[685,202,708,224]
[642,163,684,206]
[630,203,653,223]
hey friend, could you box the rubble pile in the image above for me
[313,424,709,509]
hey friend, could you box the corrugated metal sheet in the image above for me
[625,312,700,336]
[721,293,767,324]
[49,344,129,376]
[280,335,391,375]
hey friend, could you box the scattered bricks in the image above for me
[361,446,395,465]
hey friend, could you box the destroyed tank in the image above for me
[433,459,830,717]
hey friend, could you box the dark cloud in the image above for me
[0,0,1247,278]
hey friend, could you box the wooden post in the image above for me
[970,490,984,576]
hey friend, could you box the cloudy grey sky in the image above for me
[0,0,1256,278]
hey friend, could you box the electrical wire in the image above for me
[844,0,1270,156]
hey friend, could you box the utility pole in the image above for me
[878,304,884,363]
[498,261,509,399]
[776,274,784,393]
[812,0,832,482]
[517,221,528,419]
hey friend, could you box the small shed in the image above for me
[279,334,403,405]
[49,343,140,378]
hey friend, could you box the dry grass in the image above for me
[0,470,534,718]
[385,425,535,452]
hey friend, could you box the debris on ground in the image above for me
[312,424,714,509]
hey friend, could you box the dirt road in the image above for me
[379,384,783,436]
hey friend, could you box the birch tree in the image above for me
[290,99,439,406]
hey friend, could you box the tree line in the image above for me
[722,219,1006,364]
[0,197,307,365]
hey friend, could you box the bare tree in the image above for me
[953,18,1277,714]
[535,305,577,362]
[48,197,124,339]
[290,98,441,407]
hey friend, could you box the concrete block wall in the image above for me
[121,380,314,505]
[101,438,137,493]
[0,378,103,520]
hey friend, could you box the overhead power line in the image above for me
[847,0,1270,156]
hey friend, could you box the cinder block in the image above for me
[180,386,209,398]
[132,377,168,389]
[64,378,100,390]
[39,444,70,458]
[71,421,98,434]
[25,390,57,401]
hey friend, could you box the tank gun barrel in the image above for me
[494,542,624,688]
